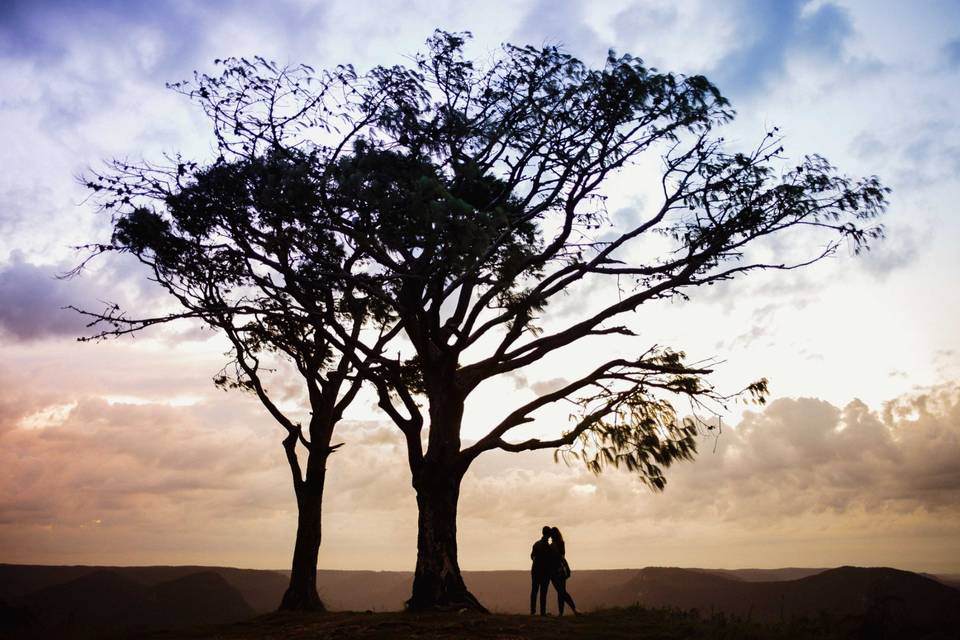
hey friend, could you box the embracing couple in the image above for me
[530,525,577,616]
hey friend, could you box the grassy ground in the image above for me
[125,607,877,640]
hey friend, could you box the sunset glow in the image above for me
[2,0,959,582]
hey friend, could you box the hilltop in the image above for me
[1,564,958,639]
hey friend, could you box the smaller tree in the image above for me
[73,60,398,610]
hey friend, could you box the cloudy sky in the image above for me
[2,0,959,575]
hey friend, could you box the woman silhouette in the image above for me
[550,526,577,615]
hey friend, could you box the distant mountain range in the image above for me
[0,568,254,639]
[1,564,958,638]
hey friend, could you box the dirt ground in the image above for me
[125,608,744,640]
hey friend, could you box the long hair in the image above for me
[550,527,565,555]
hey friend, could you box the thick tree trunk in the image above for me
[407,470,487,612]
[279,472,326,611]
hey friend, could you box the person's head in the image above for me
[542,525,551,539]
[550,526,563,543]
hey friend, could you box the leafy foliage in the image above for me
[77,30,888,498]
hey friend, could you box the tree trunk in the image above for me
[279,471,326,611]
[407,469,487,612]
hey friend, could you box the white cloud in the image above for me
[2,375,958,571]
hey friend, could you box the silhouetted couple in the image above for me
[530,525,577,616]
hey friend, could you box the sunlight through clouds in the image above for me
[0,0,957,576]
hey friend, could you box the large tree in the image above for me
[78,31,888,613]
[313,32,888,610]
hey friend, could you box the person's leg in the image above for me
[539,576,549,615]
[551,576,566,616]
[564,588,577,614]
[530,573,538,615]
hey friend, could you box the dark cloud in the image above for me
[0,250,171,343]
[0,186,63,256]
[711,0,806,97]
[850,131,888,159]
[711,0,870,99]
[857,225,920,279]
[611,4,677,45]
[0,0,331,144]
[853,120,960,190]
[793,2,851,59]
[0,0,327,70]
[944,37,960,69]
[0,251,93,341]
[0,0,205,71]
[512,0,607,62]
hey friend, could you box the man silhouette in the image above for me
[530,525,557,615]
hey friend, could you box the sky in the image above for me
[1,0,959,575]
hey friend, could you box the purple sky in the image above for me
[1,0,959,573]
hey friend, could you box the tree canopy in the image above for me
[77,30,888,611]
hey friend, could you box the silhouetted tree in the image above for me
[321,32,886,611]
[77,31,888,613]
[73,61,398,610]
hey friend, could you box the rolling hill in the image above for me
[0,564,288,615]
[600,566,960,633]
[1,569,253,638]
[2,563,958,638]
